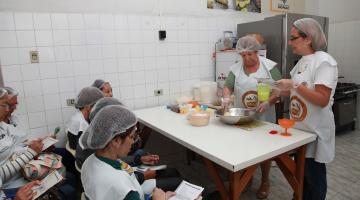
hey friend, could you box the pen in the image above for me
[5,193,16,199]
[145,193,152,200]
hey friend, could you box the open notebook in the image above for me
[32,170,64,199]
[169,180,204,200]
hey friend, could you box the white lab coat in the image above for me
[230,56,277,123]
[290,51,338,163]
[67,111,89,136]
[81,154,145,200]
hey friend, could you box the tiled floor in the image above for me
[145,129,360,200]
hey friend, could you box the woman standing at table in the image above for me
[222,35,281,199]
[275,18,338,200]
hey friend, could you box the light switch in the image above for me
[66,98,75,106]
[30,50,39,63]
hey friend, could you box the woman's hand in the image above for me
[152,188,176,200]
[143,170,156,180]
[28,139,44,154]
[275,79,294,91]
[15,181,40,200]
[256,102,269,113]
[165,191,176,199]
[141,154,159,165]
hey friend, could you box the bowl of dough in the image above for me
[215,107,256,125]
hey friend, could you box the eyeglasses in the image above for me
[290,36,303,41]
[131,133,140,141]
[0,104,10,110]
[129,127,139,140]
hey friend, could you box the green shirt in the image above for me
[224,66,282,89]
[96,155,142,200]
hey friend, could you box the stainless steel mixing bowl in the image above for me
[215,107,256,125]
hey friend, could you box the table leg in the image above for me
[275,145,306,200]
[295,145,305,200]
[203,157,258,200]
[202,157,228,200]
[229,165,257,200]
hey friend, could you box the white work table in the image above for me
[134,106,317,200]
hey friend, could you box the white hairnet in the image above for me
[0,88,8,99]
[80,105,137,150]
[236,35,261,53]
[75,87,104,109]
[91,79,108,90]
[89,97,123,121]
[4,86,18,96]
[293,18,327,51]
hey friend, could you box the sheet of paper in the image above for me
[135,165,167,172]
[169,180,204,200]
[32,170,64,199]
[41,137,58,151]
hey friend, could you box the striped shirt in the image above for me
[0,148,37,183]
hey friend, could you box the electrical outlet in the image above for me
[154,89,163,96]
[30,50,39,63]
[66,98,76,106]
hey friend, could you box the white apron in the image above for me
[230,56,277,123]
[81,154,145,200]
[289,51,337,163]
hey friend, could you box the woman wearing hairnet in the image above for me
[2,87,27,147]
[67,87,104,149]
[222,35,281,199]
[275,18,338,200]
[0,87,77,199]
[92,79,113,97]
[80,105,175,200]
[76,97,182,192]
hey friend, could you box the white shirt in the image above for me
[67,111,89,136]
[290,51,338,163]
[81,154,145,200]
[6,115,27,150]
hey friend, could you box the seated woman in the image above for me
[0,88,43,191]
[67,87,103,149]
[80,105,176,200]
[0,88,76,200]
[91,79,113,97]
[76,97,182,192]
[3,87,27,144]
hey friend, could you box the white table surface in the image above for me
[134,106,316,172]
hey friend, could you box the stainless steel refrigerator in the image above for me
[236,13,329,115]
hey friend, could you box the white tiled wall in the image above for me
[328,20,360,83]
[328,20,360,129]
[0,11,262,146]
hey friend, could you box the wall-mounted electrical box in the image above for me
[154,89,163,96]
[66,98,76,106]
[30,50,39,63]
[159,30,166,40]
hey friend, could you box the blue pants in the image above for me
[303,158,327,200]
